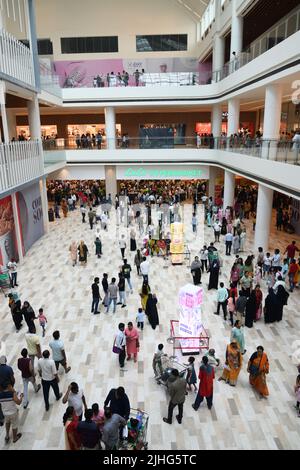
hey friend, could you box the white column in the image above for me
[209,166,217,200]
[223,170,235,209]
[230,0,244,56]
[212,103,222,145]
[213,35,225,73]
[6,110,17,140]
[39,178,49,234]
[262,84,282,160]
[254,184,273,251]
[27,96,41,139]
[11,193,24,263]
[104,107,116,150]
[105,165,117,200]
[0,81,9,143]
[227,98,240,136]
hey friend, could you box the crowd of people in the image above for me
[1,175,300,450]
[91,69,146,88]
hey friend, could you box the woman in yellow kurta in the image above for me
[139,281,151,311]
[247,346,269,397]
[219,341,242,386]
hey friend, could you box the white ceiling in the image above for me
[173,0,209,20]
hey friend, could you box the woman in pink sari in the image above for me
[125,322,139,362]
[254,284,263,321]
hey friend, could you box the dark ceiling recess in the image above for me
[243,0,299,49]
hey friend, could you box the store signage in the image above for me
[120,166,207,180]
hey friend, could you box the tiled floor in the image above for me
[1,203,300,450]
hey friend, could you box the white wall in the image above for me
[34,0,198,60]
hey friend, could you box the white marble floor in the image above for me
[1,203,300,450]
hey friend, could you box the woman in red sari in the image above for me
[125,322,139,362]
[63,406,81,450]
[247,346,269,398]
[254,284,263,321]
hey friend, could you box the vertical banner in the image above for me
[178,284,203,355]
[17,183,44,254]
[0,196,18,265]
[291,198,300,235]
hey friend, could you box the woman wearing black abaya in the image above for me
[145,293,159,329]
[191,257,202,285]
[208,258,220,290]
[264,288,280,324]
[276,285,289,322]
[245,291,256,328]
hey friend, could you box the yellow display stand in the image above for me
[170,222,184,265]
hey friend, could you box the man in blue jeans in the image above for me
[106,278,118,313]
[91,277,101,314]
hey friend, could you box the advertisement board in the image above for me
[178,284,204,354]
[0,196,18,265]
[116,165,210,180]
[17,183,45,254]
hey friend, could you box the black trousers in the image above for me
[42,379,60,408]
[167,401,183,423]
[119,346,126,368]
[226,241,232,255]
[120,248,125,258]
[217,301,227,319]
[89,219,94,229]
[194,394,213,410]
[201,260,208,272]
[82,213,86,223]
[214,231,220,242]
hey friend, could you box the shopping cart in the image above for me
[156,358,188,386]
[119,408,149,450]
[0,267,11,296]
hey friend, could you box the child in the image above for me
[38,308,47,337]
[254,264,262,285]
[281,259,289,280]
[266,267,275,289]
[152,344,166,378]
[295,374,300,417]
[136,307,145,330]
[186,357,197,392]
[263,252,272,279]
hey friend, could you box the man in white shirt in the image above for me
[115,323,126,369]
[119,235,126,259]
[140,256,150,282]
[38,350,62,411]
[100,212,108,231]
[273,275,288,293]
[213,220,221,242]
[225,232,234,256]
[214,282,229,319]
[62,382,87,420]
[7,259,18,287]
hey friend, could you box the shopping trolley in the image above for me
[0,267,11,296]
[119,408,149,450]
[156,358,188,386]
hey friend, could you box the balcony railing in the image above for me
[42,136,300,165]
[0,28,35,87]
[0,141,44,193]
[39,59,62,98]
[60,71,212,88]
[212,4,300,82]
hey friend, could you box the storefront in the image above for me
[16,125,58,139]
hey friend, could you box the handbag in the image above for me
[249,364,259,376]
[112,338,121,354]
[136,339,140,348]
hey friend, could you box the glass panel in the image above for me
[260,36,267,54]
[267,30,276,50]
[287,14,297,37]
[276,22,286,44]
[253,41,260,59]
